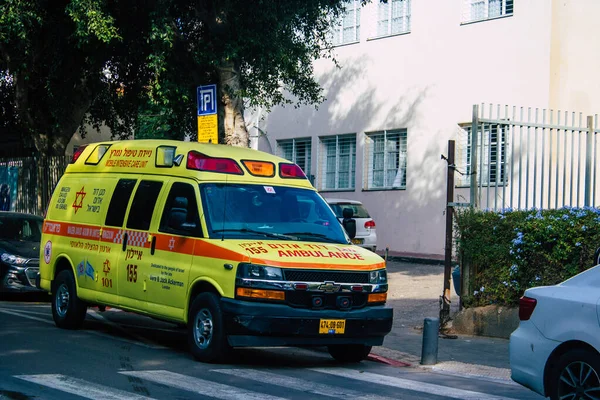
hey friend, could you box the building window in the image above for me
[364,129,407,190]
[459,124,507,186]
[277,138,312,178]
[329,0,361,45]
[373,0,411,38]
[318,134,356,191]
[462,0,513,23]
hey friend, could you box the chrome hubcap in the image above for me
[558,361,600,400]
[193,308,213,349]
[55,284,70,318]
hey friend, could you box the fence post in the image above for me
[585,115,594,207]
[470,105,479,208]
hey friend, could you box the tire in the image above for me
[187,292,230,363]
[51,270,87,329]
[548,348,600,400]
[328,344,372,363]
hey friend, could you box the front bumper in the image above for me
[0,267,44,293]
[221,298,393,347]
[509,321,559,397]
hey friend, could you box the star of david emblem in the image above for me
[72,186,86,214]
[103,259,111,276]
[168,237,176,251]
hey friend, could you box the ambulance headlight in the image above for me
[237,263,283,281]
[1,253,29,266]
[369,269,387,284]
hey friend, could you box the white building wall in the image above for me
[252,0,558,256]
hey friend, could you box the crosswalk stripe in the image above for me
[120,370,287,400]
[310,368,521,400]
[15,374,156,400]
[212,368,392,400]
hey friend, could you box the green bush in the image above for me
[456,207,600,308]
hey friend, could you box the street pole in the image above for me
[440,140,455,331]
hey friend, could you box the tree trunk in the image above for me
[217,60,249,147]
[13,67,92,156]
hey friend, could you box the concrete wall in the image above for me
[252,0,556,256]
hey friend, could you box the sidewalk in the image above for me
[370,259,514,384]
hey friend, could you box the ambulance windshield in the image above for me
[199,183,349,244]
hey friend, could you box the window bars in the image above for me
[277,138,312,178]
[374,0,411,38]
[462,0,513,23]
[318,134,356,191]
[330,0,361,45]
[364,129,407,190]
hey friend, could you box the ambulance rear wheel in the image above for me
[188,292,230,363]
[328,344,372,363]
[51,269,87,330]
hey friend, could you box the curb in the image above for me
[377,254,445,266]
[367,354,412,367]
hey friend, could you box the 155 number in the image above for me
[126,264,138,283]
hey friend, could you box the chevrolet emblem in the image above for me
[318,281,340,293]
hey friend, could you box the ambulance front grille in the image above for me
[285,292,368,310]
[283,270,369,284]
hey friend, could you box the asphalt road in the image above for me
[0,296,543,400]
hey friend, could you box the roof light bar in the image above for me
[71,145,88,164]
[279,163,307,179]
[242,160,275,177]
[187,151,244,175]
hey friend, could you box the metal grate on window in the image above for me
[373,0,411,38]
[364,129,407,190]
[459,123,508,187]
[329,0,361,45]
[318,134,356,191]
[462,0,513,23]
[277,138,312,178]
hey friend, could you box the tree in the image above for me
[0,0,347,155]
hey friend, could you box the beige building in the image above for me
[248,0,600,257]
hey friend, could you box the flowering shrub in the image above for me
[455,207,600,307]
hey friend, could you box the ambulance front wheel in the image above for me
[51,269,87,330]
[328,344,372,363]
[188,292,230,363]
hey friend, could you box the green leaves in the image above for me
[66,0,121,45]
[457,207,600,307]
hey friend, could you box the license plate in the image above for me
[351,238,364,244]
[319,319,346,334]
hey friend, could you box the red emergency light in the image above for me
[187,151,244,175]
[71,145,88,164]
[279,163,306,179]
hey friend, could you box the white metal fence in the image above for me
[460,103,600,211]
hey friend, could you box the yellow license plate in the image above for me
[319,319,346,334]
[351,238,364,244]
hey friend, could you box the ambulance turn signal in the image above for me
[368,293,387,303]
[236,287,285,301]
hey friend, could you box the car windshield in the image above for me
[200,183,348,244]
[329,203,370,219]
[0,214,42,242]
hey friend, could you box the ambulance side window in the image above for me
[159,182,202,237]
[127,180,163,231]
[105,179,137,227]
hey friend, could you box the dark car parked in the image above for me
[0,212,43,293]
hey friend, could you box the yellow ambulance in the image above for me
[38,140,392,363]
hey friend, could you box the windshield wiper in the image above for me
[282,232,342,243]
[212,228,294,240]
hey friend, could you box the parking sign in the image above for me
[197,84,217,116]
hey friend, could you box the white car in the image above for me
[509,265,600,400]
[325,198,377,252]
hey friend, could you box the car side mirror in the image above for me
[342,207,356,239]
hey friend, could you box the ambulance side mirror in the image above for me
[341,207,356,239]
